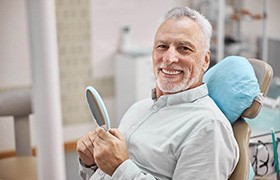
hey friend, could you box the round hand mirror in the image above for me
[86,86,110,131]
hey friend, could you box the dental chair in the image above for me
[229,59,273,180]
[204,56,273,180]
[0,89,37,179]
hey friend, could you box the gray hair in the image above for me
[160,7,212,51]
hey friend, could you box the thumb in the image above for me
[109,128,124,140]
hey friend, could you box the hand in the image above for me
[76,131,97,167]
[93,127,128,176]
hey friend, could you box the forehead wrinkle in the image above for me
[154,18,203,50]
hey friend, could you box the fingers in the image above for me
[108,128,124,141]
[95,127,109,140]
[94,127,106,147]
[92,128,128,176]
[76,130,98,167]
[85,131,96,152]
[94,128,126,151]
[88,131,96,148]
[79,140,92,157]
[76,131,98,156]
[77,141,95,166]
[96,127,124,140]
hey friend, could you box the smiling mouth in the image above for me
[161,68,182,75]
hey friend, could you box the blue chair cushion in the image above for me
[203,56,260,124]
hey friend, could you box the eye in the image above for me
[177,46,193,55]
[178,46,190,51]
[156,44,168,50]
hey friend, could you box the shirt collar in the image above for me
[151,84,208,107]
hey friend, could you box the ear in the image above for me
[202,50,210,72]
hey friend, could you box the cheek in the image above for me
[189,62,205,80]
[188,54,204,70]
[152,51,161,64]
[181,58,194,73]
[152,52,161,70]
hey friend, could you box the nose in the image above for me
[163,47,179,64]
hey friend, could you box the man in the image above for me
[76,7,239,180]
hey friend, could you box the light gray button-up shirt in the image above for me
[80,84,239,180]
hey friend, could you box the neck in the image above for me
[155,82,204,99]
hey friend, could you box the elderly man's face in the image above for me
[152,17,210,94]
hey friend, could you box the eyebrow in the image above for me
[154,40,195,49]
[176,41,196,50]
[154,40,168,45]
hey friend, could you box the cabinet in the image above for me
[114,53,155,125]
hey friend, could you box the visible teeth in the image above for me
[162,69,181,75]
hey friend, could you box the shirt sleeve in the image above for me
[172,120,239,180]
[111,159,158,180]
[80,159,159,180]
[78,156,159,180]
[78,158,98,180]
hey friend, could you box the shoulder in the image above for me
[118,98,153,125]
[126,98,153,113]
[195,95,233,132]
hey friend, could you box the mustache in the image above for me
[158,63,183,71]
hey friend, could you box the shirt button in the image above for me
[153,105,158,110]
[99,171,104,175]
[131,125,136,129]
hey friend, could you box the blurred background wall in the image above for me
[0,0,279,152]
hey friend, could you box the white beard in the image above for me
[155,64,199,93]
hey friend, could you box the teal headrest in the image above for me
[203,56,260,124]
